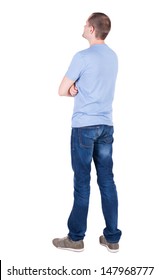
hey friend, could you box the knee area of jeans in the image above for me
[74,193,90,205]
[100,188,117,199]
[99,182,116,191]
[75,175,90,184]
[75,193,90,202]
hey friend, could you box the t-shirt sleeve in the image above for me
[65,52,85,81]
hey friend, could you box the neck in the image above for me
[89,38,105,46]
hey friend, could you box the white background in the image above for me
[0,0,159,279]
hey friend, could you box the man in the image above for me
[52,12,122,252]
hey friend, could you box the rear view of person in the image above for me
[52,12,122,252]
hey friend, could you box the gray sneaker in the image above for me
[99,235,119,253]
[52,236,84,252]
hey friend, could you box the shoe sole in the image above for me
[100,243,119,253]
[55,246,84,252]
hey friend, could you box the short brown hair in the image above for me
[88,12,111,40]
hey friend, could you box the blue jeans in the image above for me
[67,125,122,243]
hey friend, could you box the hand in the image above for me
[69,84,78,97]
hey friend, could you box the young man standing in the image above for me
[52,12,122,252]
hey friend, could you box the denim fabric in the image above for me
[67,125,122,243]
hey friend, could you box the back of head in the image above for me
[88,12,111,40]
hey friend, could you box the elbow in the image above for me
[58,85,66,96]
[58,87,63,96]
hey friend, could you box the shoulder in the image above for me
[106,45,118,59]
[73,48,91,59]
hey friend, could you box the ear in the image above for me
[90,25,95,34]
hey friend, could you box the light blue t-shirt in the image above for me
[65,44,118,127]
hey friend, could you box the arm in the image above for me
[58,76,78,97]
